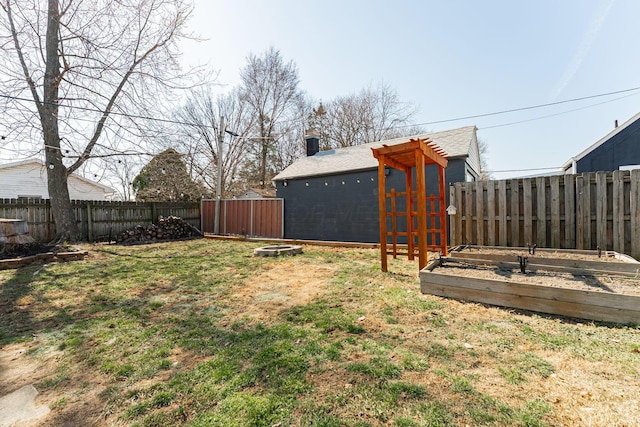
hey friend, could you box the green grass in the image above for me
[1,238,638,426]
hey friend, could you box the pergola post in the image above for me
[405,166,414,260]
[415,147,428,269]
[378,156,388,272]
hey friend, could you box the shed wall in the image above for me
[277,159,467,242]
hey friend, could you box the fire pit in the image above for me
[253,245,303,257]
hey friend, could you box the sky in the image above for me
[179,0,640,179]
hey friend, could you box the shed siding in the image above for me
[277,159,466,242]
[577,119,640,172]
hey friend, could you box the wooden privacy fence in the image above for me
[449,170,640,259]
[0,199,200,242]
[201,199,284,238]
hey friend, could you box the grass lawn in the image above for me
[1,238,639,426]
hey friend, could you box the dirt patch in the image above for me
[231,255,338,323]
[0,341,109,427]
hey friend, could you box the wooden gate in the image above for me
[201,198,284,238]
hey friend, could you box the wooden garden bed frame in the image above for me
[420,246,640,323]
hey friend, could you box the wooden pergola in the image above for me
[372,138,449,271]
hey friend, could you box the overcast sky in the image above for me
[180,0,640,178]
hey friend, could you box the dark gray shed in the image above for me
[272,126,481,243]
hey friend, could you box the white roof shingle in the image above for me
[273,125,477,181]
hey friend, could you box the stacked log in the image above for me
[115,216,201,244]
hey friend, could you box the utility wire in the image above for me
[405,86,640,128]
[2,85,640,133]
[481,91,640,130]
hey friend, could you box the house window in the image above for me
[619,165,640,171]
[18,195,42,200]
[465,171,476,182]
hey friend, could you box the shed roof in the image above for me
[273,125,477,181]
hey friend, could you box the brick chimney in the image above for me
[305,130,320,156]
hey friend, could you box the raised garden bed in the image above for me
[420,246,640,324]
[0,245,88,270]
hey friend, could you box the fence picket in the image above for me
[476,181,484,245]
[523,179,533,245]
[498,180,507,246]
[0,199,200,242]
[449,172,636,258]
[550,175,560,248]
[487,180,495,245]
[536,177,546,247]
[612,170,625,253]
[510,179,520,247]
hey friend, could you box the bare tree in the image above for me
[101,155,143,201]
[0,0,198,241]
[239,47,304,188]
[477,138,492,180]
[174,88,254,198]
[316,82,418,148]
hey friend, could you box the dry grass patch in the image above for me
[0,239,638,426]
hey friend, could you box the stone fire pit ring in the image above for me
[253,245,303,257]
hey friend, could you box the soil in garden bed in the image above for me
[435,264,640,296]
[451,245,632,263]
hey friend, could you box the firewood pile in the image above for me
[115,216,202,244]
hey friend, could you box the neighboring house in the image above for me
[272,125,481,243]
[563,112,640,173]
[0,160,115,200]
[235,187,276,199]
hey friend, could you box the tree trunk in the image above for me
[43,0,81,242]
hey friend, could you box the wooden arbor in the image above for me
[372,138,448,271]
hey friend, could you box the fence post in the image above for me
[86,201,93,242]
[151,203,158,225]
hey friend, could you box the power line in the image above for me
[406,86,640,128]
[480,91,640,130]
[3,85,640,133]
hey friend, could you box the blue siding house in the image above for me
[563,112,640,173]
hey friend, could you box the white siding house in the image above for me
[0,160,115,200]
